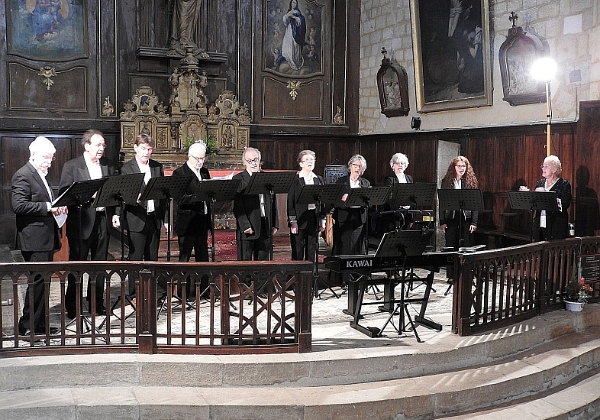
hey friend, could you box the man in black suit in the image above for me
[233,147,279,261]
[59,129,117,318]
[172,141,211,297]
[118,134,167,297]
[12,136,67,335]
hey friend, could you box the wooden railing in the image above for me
[453,237,600,336]
[0,261,313,357]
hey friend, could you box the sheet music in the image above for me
[54,212,67,228]
[211,170,235,180]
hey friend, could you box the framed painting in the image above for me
[410,0,492,113]
[6,0,88,61]
[264,0,323,76]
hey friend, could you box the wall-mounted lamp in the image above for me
[531,57,557,156]
[411,116,421,130]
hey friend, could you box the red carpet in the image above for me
[211,230,324,262]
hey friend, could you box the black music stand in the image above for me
[296,183,345,298]
[53,178,108,334]
[387,182,437,295]
[94,173,146,260]
[244,171,296,260]
[390,182,437,228]
[94,173,145,320]
[192,179,241,262]
[507,190,559,243]
[375,230,436,342]
[344,186,390,208]
[437,188,484,295]
[139,175,193,261]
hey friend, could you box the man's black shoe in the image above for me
[95,306,106,316]
[19,326,59,336]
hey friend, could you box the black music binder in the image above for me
[507,190,559,242]
[53,178,108,208]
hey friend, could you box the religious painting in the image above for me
[265,0,323,76]
[410,0,492,112]
[6,0,88,61]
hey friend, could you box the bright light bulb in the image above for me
[531,57,557,82]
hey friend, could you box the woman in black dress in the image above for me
[520,155,571,241]
[287,150,325,261]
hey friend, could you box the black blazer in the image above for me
[172,163,211,236]
[119,158,167,232]
[233,170,279,240]
[333,174,371,224]
[59,155,115,240]
[11,162,59,252]
[287,173,325,229]
[533,177,572,240]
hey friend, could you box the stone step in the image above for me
[441,369,600,419]
[1,313,599,419]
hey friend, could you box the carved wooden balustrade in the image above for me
[454,237,600,336]
[0,261,313,357]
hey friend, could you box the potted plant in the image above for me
[183,136,220,166]
[565,277,593,311]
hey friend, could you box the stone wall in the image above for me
[359,0,600,134]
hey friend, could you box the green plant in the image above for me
[566,277,593,303]
[183,136,219,163]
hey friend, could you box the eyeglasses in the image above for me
[191,155,206,162]
[455,164,466,168]
[394,161,407,166]
[301,158,315,163]
[40,155,56,162]
[541,165,551,169]
[350,163,361,168]
[245,157,260,165]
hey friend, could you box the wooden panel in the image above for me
[9,63,87,112]
[575,101,600,236]
[262,78,323,120]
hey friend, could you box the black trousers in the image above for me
[18,250,53,334]
[237,219,270,261]
[65,212,109,313]
[128,213,160,295]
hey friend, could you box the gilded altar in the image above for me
[120,51,250,169]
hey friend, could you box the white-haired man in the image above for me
[172,141,212,297]
[233,147,279,260]
[12,136,66,335]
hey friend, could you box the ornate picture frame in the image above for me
[410,0,492,113]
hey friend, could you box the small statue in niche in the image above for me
[169,68,180,107]
[333,106,343,124]
[196,70,208,110]
[102,97,114,117]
